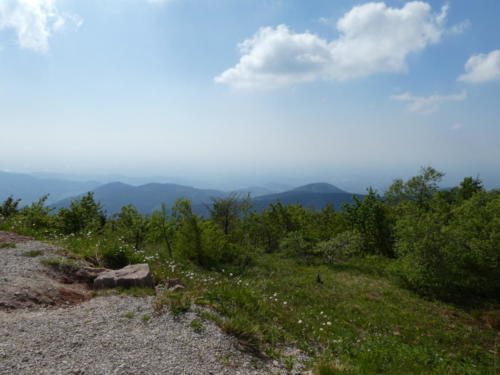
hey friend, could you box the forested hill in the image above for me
[53,182,361,215]
[52,182,227,215]
[250,183,363,212]
[0,171,100,205]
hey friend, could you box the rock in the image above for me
[93,264,153,290]
[74,267,110,284]
[166,279,187,291]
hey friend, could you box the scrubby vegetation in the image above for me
[1,167,498,374]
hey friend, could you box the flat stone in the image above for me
[93,264,153,290]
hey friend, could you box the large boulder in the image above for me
[93,264,153,290]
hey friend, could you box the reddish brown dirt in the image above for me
[0,230,33,244]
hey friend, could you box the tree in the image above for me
[58,192,106,234]
[150,202,175,258]
[173,199,205,265]
[114,205,149,251]
[207,193,251,236]
[19,195,54,231]
[394,190,500,300]
[384,166,444,210]
[173,198,232,268]
[0,196,21,218]
[343,188,393,257]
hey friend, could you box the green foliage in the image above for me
[17,195,55,233]
[122,312,135,319]
[343,189,393,257]
[394,190,500,300]
[207,193,251,236]
[58,192,106,234]
[98,233,144,269]
[40,257,80,274]
[279,231,316,258]
[0,243,16,249]
[154,290,191,316]
[21,250,43,257]
[149,202,175,258]
[384,166,444,210]
[0,196,21,219]
[114,205,149,251]
[190,318,205,333]
[317,230,364,263]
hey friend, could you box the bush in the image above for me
[58,192,106,234]
[317,230,364,263]
[98,235,144,269]
[394,191,500,300]
[16,195,55,234]
[279,231,315,258]
[0,196,21,219]
[113,205,149,251]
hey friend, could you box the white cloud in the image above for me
[391,90,467,114]
[216,1,453,89]
[458,50,500,84]
[0,0,81,53]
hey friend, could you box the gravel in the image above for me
[0,238,298,374]
[0,295,288,375]
[0,241,89,310]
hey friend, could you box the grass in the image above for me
[40,257,80,274]
[122,312,135,319]
[154,290,192,316]
[21,250,43,257]
[142,314,152,325]
[152,254,498,374]
[5,227,498,374]
[116,286,155,297]
[0,243,16,248]
[190,318,205,333]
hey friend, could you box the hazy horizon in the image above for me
[1,0,499,192]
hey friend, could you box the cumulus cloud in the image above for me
[391,90,467,114]
[458,50,500,84]
[215,1,453,89]
[0,0,81,53]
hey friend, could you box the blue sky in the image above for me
[0,0,499,191]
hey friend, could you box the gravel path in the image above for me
[0,295,285,375]
[0,237,293,375]
[0,240,89,310]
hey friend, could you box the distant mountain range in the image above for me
[52,182,227,215]
[0,171,100,205]
[250,183,362,213]
[52,181,362,215]
[1,171,362,214]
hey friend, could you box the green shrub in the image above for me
[279,231,315,258]
[154,291,191,316]
[317,230,364,263]
[58,192,105,235]
[394,190,500,300]
[98,236,144,269]
[17,195,55,234]
[0,196,21,219]
[113,205,149,251]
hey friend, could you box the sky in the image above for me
[0,0,499,191]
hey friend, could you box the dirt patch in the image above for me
[0,230,33,244]
[0,239,92,310]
